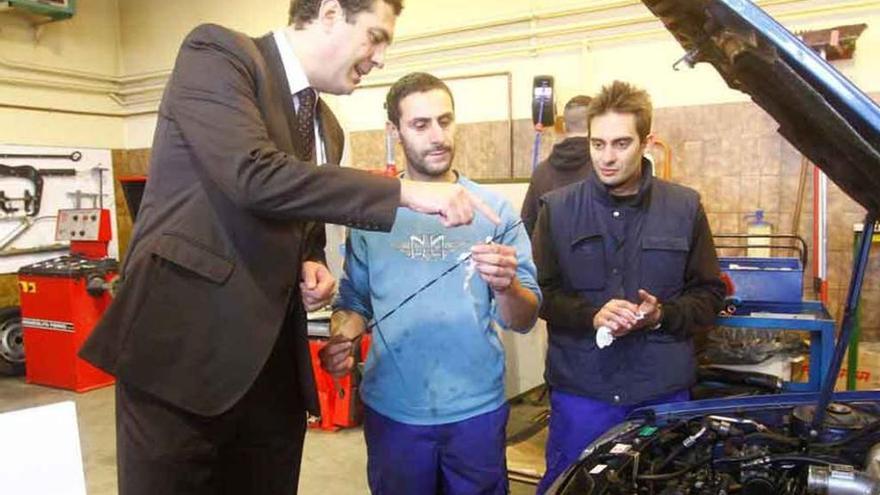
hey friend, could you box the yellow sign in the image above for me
[18,281,36,294]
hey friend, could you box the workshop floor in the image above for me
[0,375,538,494]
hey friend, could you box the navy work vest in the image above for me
[543,172,700,405]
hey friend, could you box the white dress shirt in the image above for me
[273,29,327,165]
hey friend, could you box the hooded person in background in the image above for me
[521,95,593,237]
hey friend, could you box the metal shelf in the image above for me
[717,300,835,392]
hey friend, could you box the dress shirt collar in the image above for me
[272,29,317,98]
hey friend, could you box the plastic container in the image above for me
[746,210,772,257]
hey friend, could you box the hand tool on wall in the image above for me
[0,151,81,162]
[0,164,77,216]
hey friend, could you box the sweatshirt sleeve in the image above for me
[532,203,600,332]
[657,204,726,337]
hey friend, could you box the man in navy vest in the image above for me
[532,81,725,493]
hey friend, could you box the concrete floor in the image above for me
[0,375,537,494]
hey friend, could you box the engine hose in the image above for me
[745,431,802,447]
[638,457,711,481]
[765,455,833,466]
[719,454,836,469]
[654,445,685,473]
[712,453,837,468]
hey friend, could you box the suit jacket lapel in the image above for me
[317,100,343,166]
[253,33,303,160]
[255,33,339,167]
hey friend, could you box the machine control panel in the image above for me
[55,208,110,242]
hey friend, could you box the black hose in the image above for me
[638,456,711,481]
[714,454,835,467]
[655,445,685,473]
[745,431,801,447]
[764,455,833,466]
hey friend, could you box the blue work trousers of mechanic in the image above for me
[363,404,510,495]
[536,388,690,494]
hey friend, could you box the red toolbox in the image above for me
[19,256,116,392]
[307,334,371,431]
[19,208,116,392]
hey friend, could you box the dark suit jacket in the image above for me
[80,24,399,417]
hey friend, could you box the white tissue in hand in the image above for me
[596,311,648,349]
[596,326,615,349]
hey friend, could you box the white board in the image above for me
[0,401,87,495]
[0,144,117,274]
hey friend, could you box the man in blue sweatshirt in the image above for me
[319,72,541,495]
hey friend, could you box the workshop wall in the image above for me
[0,145,117,307]
[0,0,124,148]
[652,99,880,343]
[113,1,880,147]
[110,149,150,262]
[1,1,877,336]
[349,97,880,342]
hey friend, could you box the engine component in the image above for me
[867,443,880,481]
[794,403,878,442]
[742,472,780,495]
[807,464,880,495]
[550,401,880,495]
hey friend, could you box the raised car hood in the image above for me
[642,0,880,214]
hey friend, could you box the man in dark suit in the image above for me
[80,1,498,494]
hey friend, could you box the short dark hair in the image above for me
[588,81,652,142]
[289,0,403,28]
[385,72,454,126]
[563,95,591,134]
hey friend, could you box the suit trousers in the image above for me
[115,322,307,495]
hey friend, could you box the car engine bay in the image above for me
[553,400,880,495]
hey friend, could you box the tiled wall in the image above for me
[99,97,879,341]
[348,120,555,179]
[349,97,880,341]
[653,101,879,342]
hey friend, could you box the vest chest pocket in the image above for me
[566,234,605,291]
[640,236,688,292]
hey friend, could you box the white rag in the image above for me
[595,311,647,349]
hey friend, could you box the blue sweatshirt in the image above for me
[334,175,541,425]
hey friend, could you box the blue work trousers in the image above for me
[363,404,510,495]
[537,388,689,494]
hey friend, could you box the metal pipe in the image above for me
[792,155,809,236]
[810,214,876,434]
[807,464,880,494]
[867,443,880,480]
